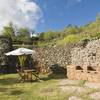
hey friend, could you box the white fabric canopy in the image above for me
[5,48,35,56]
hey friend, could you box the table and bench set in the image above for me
[17,69,40,82]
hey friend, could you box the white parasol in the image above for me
[5,48,36,70]
[5,48,35,56]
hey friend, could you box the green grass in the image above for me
[0,74,67,100]
[0,74,99,100]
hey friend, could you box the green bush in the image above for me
[63,34,79,42]
[58,34,81,45]
[91,32,100,38]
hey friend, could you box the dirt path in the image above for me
[59,79,100,100]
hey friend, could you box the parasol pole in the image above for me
[18,54,27,71]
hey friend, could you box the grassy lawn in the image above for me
[0,74,68,100]
[0,74,99,100]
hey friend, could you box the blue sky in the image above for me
[34,0,100,32]
[0,0,100,33]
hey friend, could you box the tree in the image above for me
[2,22,15,40]
[17,28,31,44]
[39,30,61,41]
[63,25,79,35]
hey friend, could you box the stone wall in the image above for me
[34,39,100,74]
[0,36,12,66]
[67,65,100,82]
[71,39,100,67]
[0,36,13,73]
[67,39,100,82]
[34,44,81,68]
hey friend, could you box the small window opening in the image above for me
[92,53,96,56]
[76,66,83,70]
[87,66,96,71]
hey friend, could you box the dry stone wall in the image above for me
[34,44,75,68]
[35,39,100,71]
[68,39,100,82]
[71,39,100,67]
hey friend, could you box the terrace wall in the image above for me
[35,39,100,68]
[71,39,100,67]
[67,39,100,82]
[34,39,100,81]
[34,44,75,68]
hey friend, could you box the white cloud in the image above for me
[0,0,43,30]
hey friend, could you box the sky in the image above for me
[0,0,100,33]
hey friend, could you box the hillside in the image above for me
[38,18,100,47]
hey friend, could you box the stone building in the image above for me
[67,65,100,82]
[67,39,100,83]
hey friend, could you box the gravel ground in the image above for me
[89,92,100,100]
[59,79,81,86]
[60,86,88,93]
[85,82,100,89]
[59,79,100,100]
[68,96,83,100]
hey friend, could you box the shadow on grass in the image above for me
[10,90,25,95]
[0,87,9,92]
[0,86,25,96]
[39,74,67,81]
[0,77,18,85]
[39,64,67,81]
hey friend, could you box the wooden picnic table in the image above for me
[23,69,39,82]
[23,70,33,81]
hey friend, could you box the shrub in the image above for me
[50,64,67,74]
[91,32,100,39]
[58,34,82,45]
